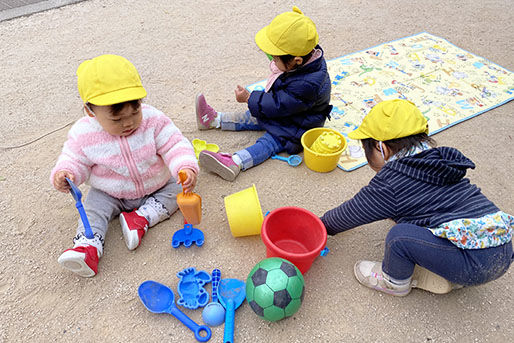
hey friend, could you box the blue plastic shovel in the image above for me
[66,178,94,239]
[217,278,246,343]
[138,280,211,342]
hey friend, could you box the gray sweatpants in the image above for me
[73,178,182,252]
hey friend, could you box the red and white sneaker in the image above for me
[120,210,149,250]
[58,245,99,278]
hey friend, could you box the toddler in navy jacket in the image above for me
[196,7,332,181]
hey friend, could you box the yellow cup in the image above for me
[301,128,347,172]
[224,184,264,237]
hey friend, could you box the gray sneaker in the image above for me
[354,261,412,296]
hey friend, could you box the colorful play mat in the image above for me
[247,32,514,171]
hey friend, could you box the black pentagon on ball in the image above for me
[251,268,268,286]
[249,300,264,317]
[279,261,298,277]
[273,289,292,309]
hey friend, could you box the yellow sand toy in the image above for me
[301,128,347,172]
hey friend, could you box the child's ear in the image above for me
[84,104,94,117]
[293,56,303,65]
[381,143,394,160]
[375,141,393,160]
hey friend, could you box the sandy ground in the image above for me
[0,0,513,342]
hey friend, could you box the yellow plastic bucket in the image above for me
[301,128,347,172]
[224,184,264,237]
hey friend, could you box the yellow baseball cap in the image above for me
[255,6,319,56]
[348,100,429,141]
[77,54,147,106]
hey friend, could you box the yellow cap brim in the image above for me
[348,125,429,141]
[255,26,289,56]
[347,128,371,140]
[87,86,147,106]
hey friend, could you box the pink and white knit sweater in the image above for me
[51,104,199,199]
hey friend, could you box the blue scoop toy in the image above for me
[218,279,246,343]
[138,280,211,342]
[271,154,302,167]
[66,178,94,239]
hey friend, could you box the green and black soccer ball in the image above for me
[246,257,305,322]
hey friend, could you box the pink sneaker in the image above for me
[199,150,240,181]
[120,210,149,250]
[195,93,218,130]
[58,245,99,277]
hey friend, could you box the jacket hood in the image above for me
[383,147,476,185]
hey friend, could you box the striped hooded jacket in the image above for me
[321,147,499,235]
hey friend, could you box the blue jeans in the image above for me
[382,223,513,286]
[220,111,284,170]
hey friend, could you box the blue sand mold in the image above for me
[177,267,211,310]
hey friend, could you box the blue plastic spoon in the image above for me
[218,278,246,343]
[138,280,211,342]
[271,154,302,167]
[66,178,94,239]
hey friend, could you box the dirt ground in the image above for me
[0,0,513,342]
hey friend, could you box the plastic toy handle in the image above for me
[66,177,94,239]
[169,307,212,342]
[184,223,193,235]
[178,170,190,195]
[178,170,187,185]
[76,202,95,239]
[223,298,235,343]
[211,269,221,303]
[271,155,288,162]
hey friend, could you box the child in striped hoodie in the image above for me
[321,99,513,296]
[51,55,199,277]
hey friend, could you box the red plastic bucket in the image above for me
[261,207,327,274]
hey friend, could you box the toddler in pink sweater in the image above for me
[51,54,199,277]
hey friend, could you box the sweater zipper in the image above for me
[118,136,144,197]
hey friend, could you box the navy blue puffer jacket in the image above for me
[247,46,332,154]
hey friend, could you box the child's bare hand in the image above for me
[53,171,75,193]
[178,168,197,193]
[235,85,251,103]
